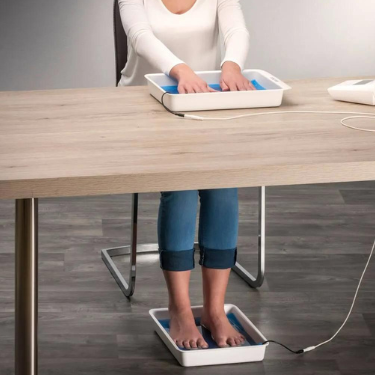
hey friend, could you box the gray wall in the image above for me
[242,0,375,80]
[0,0,115,90]
[1,0,374,91]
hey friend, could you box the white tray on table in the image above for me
[145,69,291,112]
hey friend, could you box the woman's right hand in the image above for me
[169,64,217,94]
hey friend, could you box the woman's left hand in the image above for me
[220,62,256,91]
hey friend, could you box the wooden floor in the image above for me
[1,182,375,375]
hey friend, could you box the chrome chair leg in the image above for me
[101,188,266,298]
[101,193,140,298]
[232,186,266,288]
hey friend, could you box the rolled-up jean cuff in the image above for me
[199,246,237,269]
[159,248,195,271]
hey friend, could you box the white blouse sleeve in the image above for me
[118,0,185,75]
[218,0,250,70]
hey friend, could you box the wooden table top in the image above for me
[1,77,374,200]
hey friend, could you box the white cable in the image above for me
[340,115,375,132]
[302,238,375,352]
[183,111,375,133]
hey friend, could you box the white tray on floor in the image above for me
[149,304,268,367]
[145,69,291,112]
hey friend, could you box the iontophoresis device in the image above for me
[328,79,375,106]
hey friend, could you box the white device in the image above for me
[328,79,375,106]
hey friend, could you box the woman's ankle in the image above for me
[169,301,193,315]
[202,304,225,318]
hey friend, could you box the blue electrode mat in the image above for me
[159,313,261,350]
[161,80,265,94]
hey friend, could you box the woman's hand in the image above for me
[220,62,255,91]
[170,64,217,94]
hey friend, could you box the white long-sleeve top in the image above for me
[118,0,250,86]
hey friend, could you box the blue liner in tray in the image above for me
[158,313,262,350]
[161,80,265,94]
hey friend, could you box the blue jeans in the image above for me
[158,188,239,271]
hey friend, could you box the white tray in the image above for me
[149,304,268,367]
[145,69,291,112]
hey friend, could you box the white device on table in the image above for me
[328,79,375,106]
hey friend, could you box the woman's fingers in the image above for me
[236,81,246,91]
[185,84,194,94]
[197,82,213,93]
[247,80,256,90]
[187,83,219,93]
[177,82,197,94]
[180,79,258,94]
[193,85,203,93]
[220,80,230,92]
[178,87,186,94]
[202,82,210,92]
[205,83,219,92]
[242,79,254,91]
[178,82,214,94]
[220,66,259,91]
[233,79,257,91]
[229,81,238,92]
[244,80,252,90]
[200,83,219,93]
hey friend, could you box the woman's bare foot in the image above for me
[169,306,209,350]
[201,309,246,348]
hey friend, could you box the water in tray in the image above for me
[161,80,266,94]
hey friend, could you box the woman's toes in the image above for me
[217,337,229,348]
[227,337,237,347]
[190,339,198,349]
[176,339,184,348]
[183,340,191,349]
[234,337,242,346]
[197,338,209,349]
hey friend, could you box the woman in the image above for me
[118,0,254,350]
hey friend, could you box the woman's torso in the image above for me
[119,0,221,86]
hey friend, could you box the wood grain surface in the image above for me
[1,77,375,199]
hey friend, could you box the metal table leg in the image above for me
[15,198,38,375]
[101,187,266,298]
